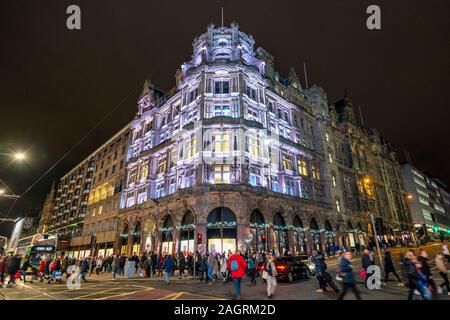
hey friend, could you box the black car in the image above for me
[261,256,313,282]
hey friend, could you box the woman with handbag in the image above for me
[264,253,277,298]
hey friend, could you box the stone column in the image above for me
[237,222,250,252]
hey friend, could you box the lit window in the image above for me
[272,176,279,192]
[168,178,177,194]
[297,159,308,176]
[155,182,165,198]
[213,164,230,183]
[249,167,262,186]
[325,133,329,142]
[98,205,103,215]
[129,169,137,184]
[285,178,295,196]
[157,158,167,174]
[139,163,148,181]
[336,199,341,213]
[245,85,258,101]
[126,192,135,207]
[137,187,147,204]
[312,164,320,180]
[213,134,230,153]
[282,154,293,171]
[249,137,260,157]
[332,175,336,187]
[187,136,197,158]
[328,153,333,163]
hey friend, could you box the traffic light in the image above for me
[261,233,266,243]
[197,233,202,244]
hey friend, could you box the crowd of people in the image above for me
[1,240,449,300]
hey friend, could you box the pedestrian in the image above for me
[442,241,450,263]
[20,256,32,283]
[0,254,6,287]
[220,253,228,280]
[96,256,103,275]
[61,257,69,280]
[337,251,362,300]
[247,253,257,285]
[355,243,360,256]
[417,249,438,299]
[178,252,186,279]
[80,257,89,282]
[383,250,403,286]
[264,253,277,298]
[361,248,372,287]
[403,249,424,300]
[227,250,247,300]
[119,254,126,276]
[207,252,219,285]
[112,254,121,280]
[312,251,327,293]
[162,254,174,284]
[199,255,207,281]
[435,253,450,295]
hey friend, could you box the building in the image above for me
[117,22,414,258]
[66,126,130,259]
[401,163,450,241]
[37,182,56,233]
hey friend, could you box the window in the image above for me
[268,102,274,113]
[213,134,230,153]
[155,182,165,198]
[111,165,116,174]
[214,105,230,117]
[168,178,177,194]
[272,176,279,192]
[187,136,196,158]
[157,157,167,174]
[137,187,147,204]
[249,167,262,187]
[126,192,135,208]
[332,175,336,187]
[246,85,258,101]
[328,153,333,163]
[312,164,320,180]
[91,207,97,217]
[325,133,329,142]
[214,81,230,94]
[282,154,293,171]
[297,159,308,176]
[285,178,295,196]
[214,164,230,183]
[249,137,260,157]
[335,199,341,213]
[98,205,103,215]
[183,169,195,188]
[139,163,148,181]
[129,169,137,184]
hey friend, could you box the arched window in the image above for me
[179,211,195,253]
[160,215,174,255]
[273,213,288,256]
[310,218,321,252]
[324,220,335,253]
[207,207,237,254]
[293,216,306,255]
[249,210,266,251]
[120,224,129,254]
[132,221,141,255]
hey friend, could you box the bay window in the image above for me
[214,164,230,183]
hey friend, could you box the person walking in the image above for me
[312,251,327,293]
[112,254,121,280]
[95,256,103,275]
[227,250,247,300]
[361,248,372,287]
[418,249,438,298]
[61,257,69,280]
[442,241,450,263]
[0,254,6,287]
[264,253,277,298]
[337,251,362,300]
[207,252,219,285]
[80,257,89,282]
[178,252,186,279]
[199,255,207,281]
[435,253,450,295]
[403,249,424,300]
[383,250,403,286]
[162,254,174,284]
[247,253,257,285]
[20,256,32,283]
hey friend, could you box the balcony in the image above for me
[70,179,76,184]
[62,219,68,224]
[71,206,77,210]
[52,214,57,219]
[68,189,74,193]
[57,212,63,216]
[59,203,65,208]
[83,189,90,195]
[77,174,83,179]
[64,209,70,214]
[66,199,72,203]
[79,213,86,218]
[75,185,81,189]
[81,201,88,206]
[69,216,75,221]
[86,178,92,183]
[88,167,94,172]
[73,195,79,199]
[55,197,61,201]
[63,184,69,188]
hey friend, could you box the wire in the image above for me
[0,83,141,222]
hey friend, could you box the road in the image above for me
[1,243,448,300]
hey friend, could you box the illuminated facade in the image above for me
[117,22,412,257]
[67,126,130,258]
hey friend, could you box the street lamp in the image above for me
[14,152,26,161]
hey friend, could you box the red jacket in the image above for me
[227,254,247,279]
[39,260,46,272]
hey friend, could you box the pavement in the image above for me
[1,243,449,300]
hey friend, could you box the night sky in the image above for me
[1,0,449,236]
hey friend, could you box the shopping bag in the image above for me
[359,268,367,280]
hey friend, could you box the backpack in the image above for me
[230,259,239,271]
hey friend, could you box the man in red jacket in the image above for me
[227,250,247,299]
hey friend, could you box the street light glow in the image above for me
[14,152,26,160]
[364,177,371,184]
[0,189,4,194]
[407,194,413,200]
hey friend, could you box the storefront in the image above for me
[178,211,195,253]
[292,215,307,255]
[206,207,237,254]
[119,225,129,255]
[249,210,267,251]
[347,221,356,249]
[310,218,322,252]
[272,213,288,257]
[324,220,335,256]
[160,215,174,255]
[131,222,142,255]
[143,217,157,254]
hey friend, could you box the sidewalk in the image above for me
[85,270,201,283]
